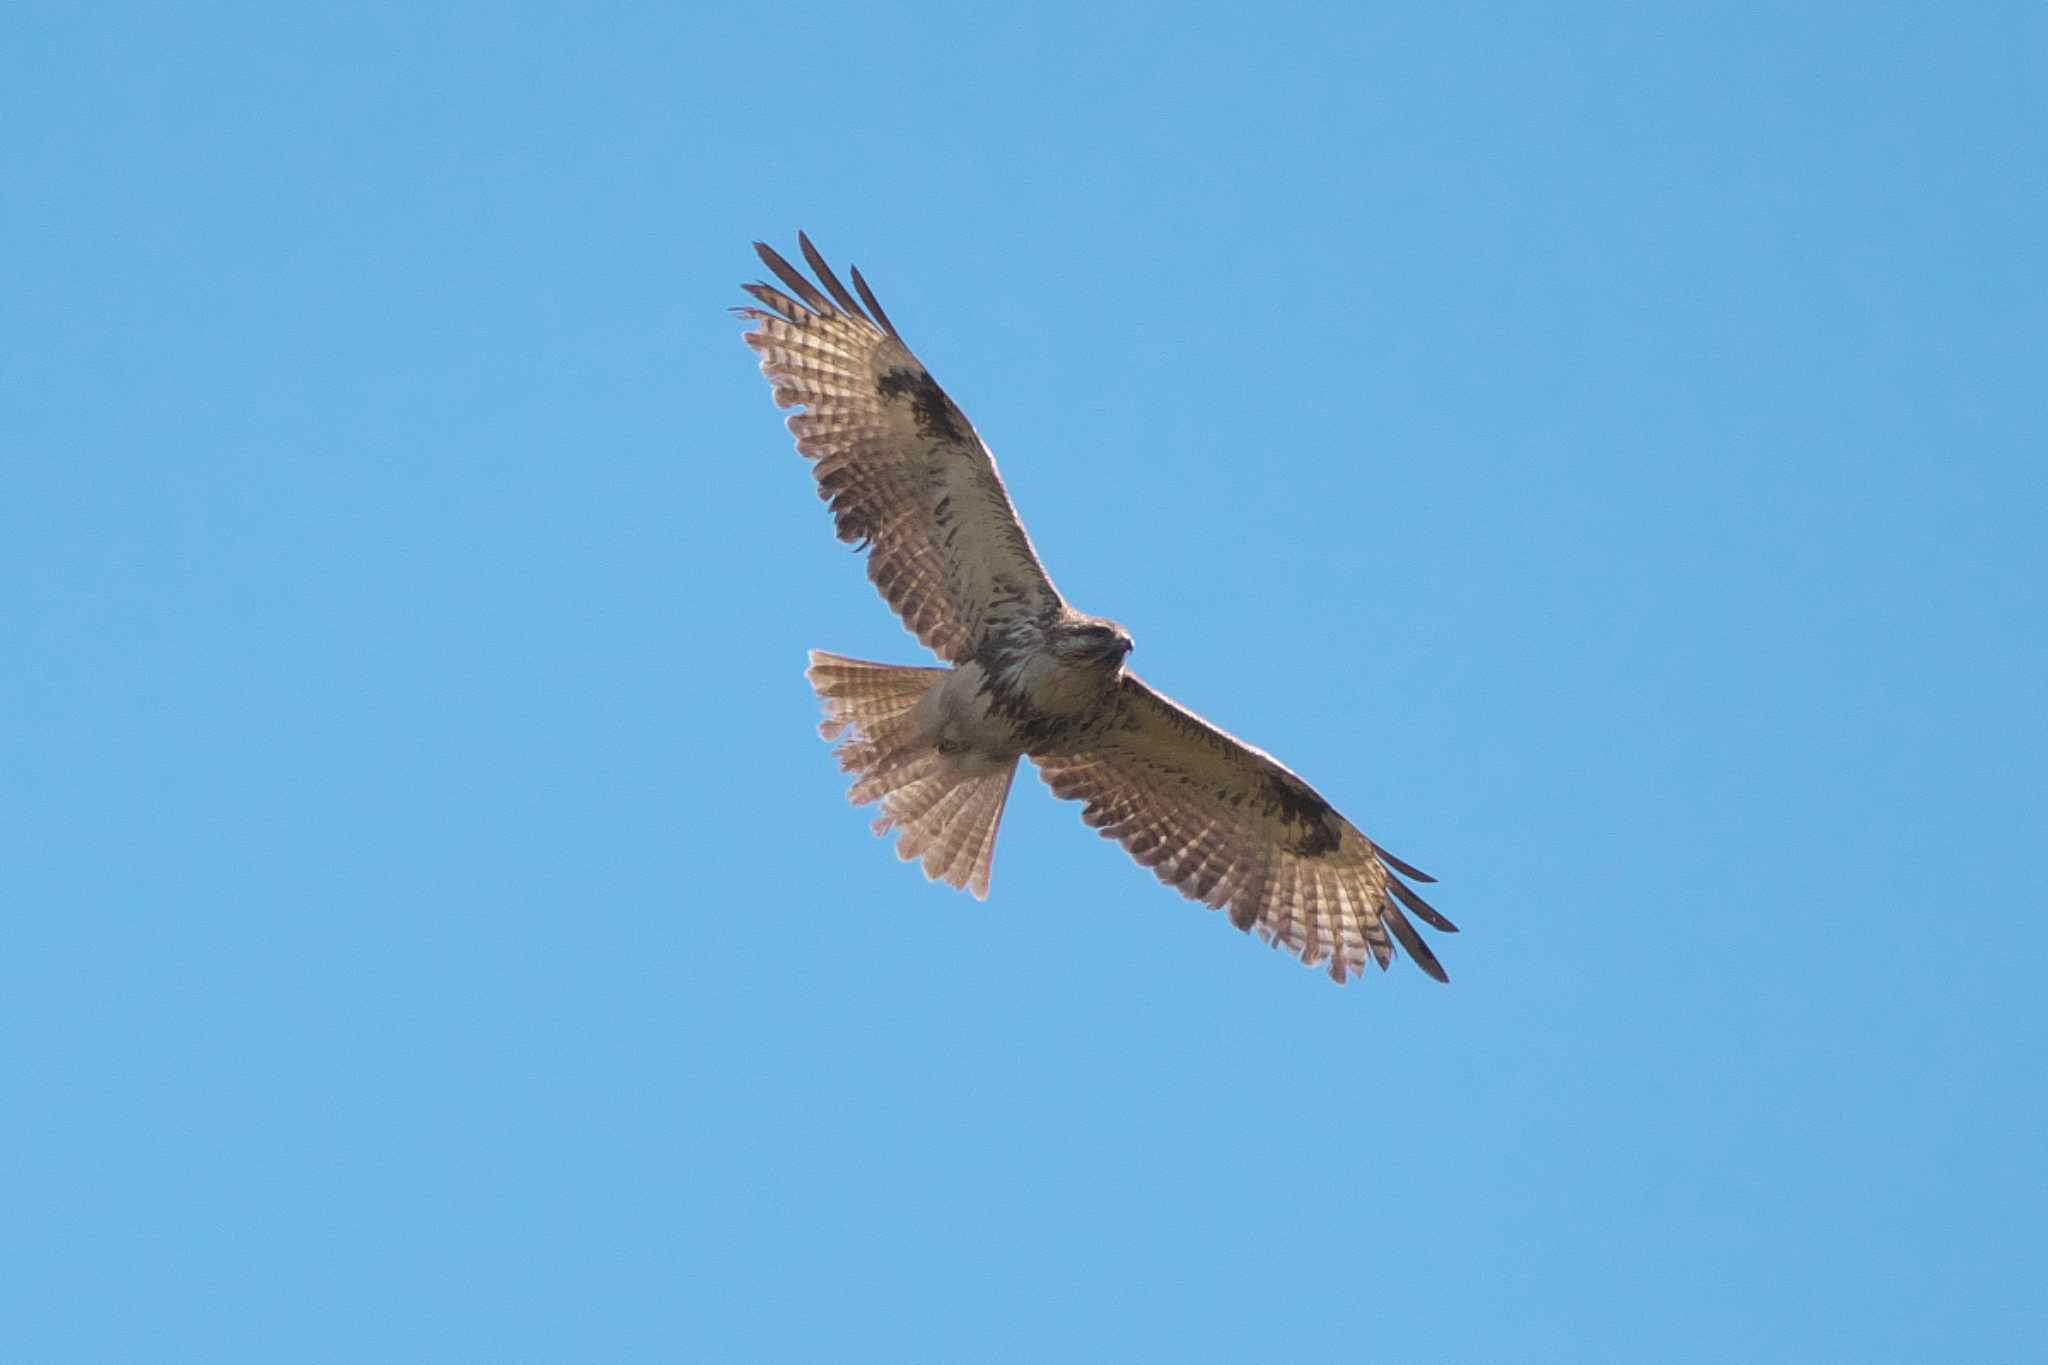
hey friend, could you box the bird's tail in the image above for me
[806,651,1018,899]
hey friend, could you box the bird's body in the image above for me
[898,615,1128,798]
[965,611,1133,753]
[739,236,1456,984]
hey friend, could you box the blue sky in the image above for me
[6,2,2044,1360]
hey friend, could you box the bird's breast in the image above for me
[973,650,1118,757]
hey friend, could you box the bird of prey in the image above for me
[738,235,1456,984]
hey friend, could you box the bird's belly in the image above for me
[923,664,1032,761]
[925,659,1113,761]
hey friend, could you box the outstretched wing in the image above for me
[1033,675,1457,984]
[738,235,1064,663]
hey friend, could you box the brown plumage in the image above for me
[739,235,1455,984]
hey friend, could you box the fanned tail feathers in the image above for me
[806,651,1017,898]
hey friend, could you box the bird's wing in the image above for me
[738,236,1065,663]
[1033,674,1457,984]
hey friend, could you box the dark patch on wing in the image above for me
[1283,822,1341,858]
[1262,770,1342,857]
[877,367,965,443]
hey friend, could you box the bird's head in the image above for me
[1055,615,1135,670]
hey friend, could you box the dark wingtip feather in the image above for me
[1383,902,1451,983]
[850,264,900,340]
[1376,846,1436,883]
[797,232,873,324]
[753,239,833,315]
[1386,872,1459,933]
[740,281,804,323]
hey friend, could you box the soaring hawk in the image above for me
[738,235,1456,984]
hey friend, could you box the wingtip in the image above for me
[1384,870,1459,934]
[1376,846,1437,883]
